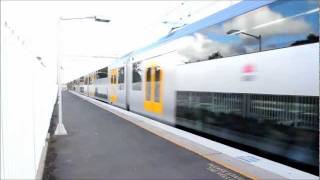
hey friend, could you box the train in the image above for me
[68,0,319,175]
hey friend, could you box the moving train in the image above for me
[68,0,319,175]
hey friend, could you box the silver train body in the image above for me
[68,0,319,174]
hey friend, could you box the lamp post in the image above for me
[227,29,262,52]
[162,21,188,34]
[54,16,111,136]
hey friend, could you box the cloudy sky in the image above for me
[1,1,239,83]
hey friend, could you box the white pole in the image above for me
[54,17,67,135]
[53,15,110,136]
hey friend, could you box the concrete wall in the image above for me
[1,19,58,179]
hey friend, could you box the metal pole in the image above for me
[241,32,261,52]
[258,35,262,52]
[54,15,110,136]
[54,17,67,136]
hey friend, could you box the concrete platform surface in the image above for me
[50,91,249,180]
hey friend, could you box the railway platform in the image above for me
[44,91,316,180]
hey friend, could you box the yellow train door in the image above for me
[144,65,163,114]
[110,69,118,103]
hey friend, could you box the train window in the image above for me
[97,67,108,79]
[101,67,108,78]
[118,67,124,90]
[118,67,124,84]
[178,0,319,62]
[154,66,161,102]
[97,72,107,79]
[132,62,142,90]
[176,91,319,168]
[80,77,84,82]
[145,67,152,101]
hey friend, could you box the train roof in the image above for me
[122,0,276,59]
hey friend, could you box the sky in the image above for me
[1,1,239,83]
